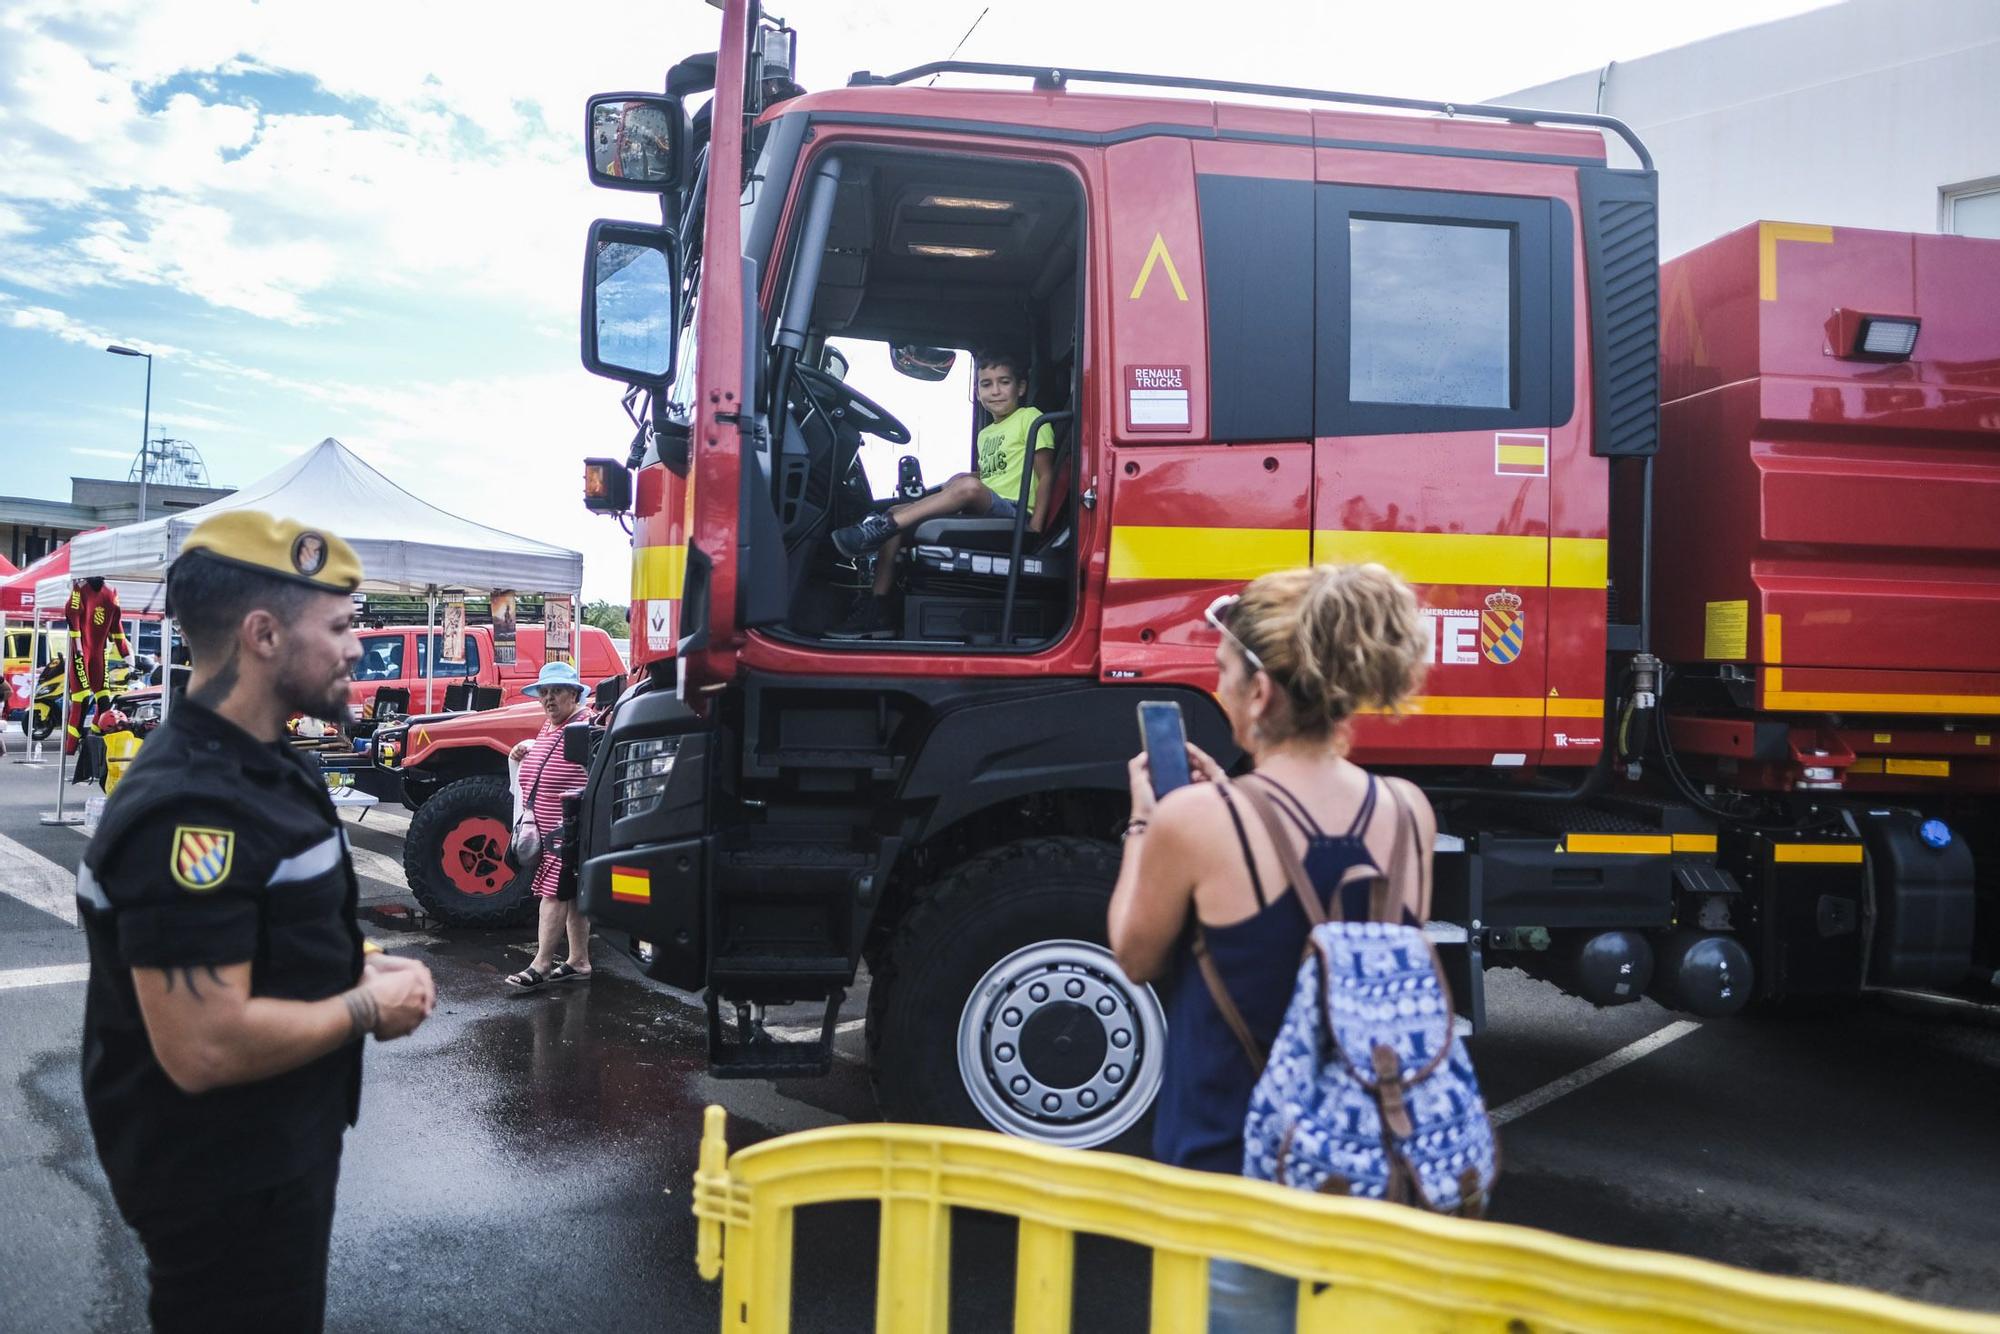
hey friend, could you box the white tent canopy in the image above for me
[68,437,583,596]
[33,577,164,616]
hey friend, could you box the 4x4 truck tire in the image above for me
[867,837,1166,1151]
[403,775,536,927]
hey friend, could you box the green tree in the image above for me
[582,600,630,639]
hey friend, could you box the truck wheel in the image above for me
[868,837,1166,1151]
[402,775,535,927]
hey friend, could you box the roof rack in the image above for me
[846,61,1652,171]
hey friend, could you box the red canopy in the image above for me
[0,543,69,616]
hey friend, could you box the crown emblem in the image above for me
[1485,589,1522,613]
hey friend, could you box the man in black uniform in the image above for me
[76,510,436,1333]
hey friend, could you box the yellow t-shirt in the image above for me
[976,406,1057,511]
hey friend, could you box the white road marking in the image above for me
[1489,1019,1702,1127]
[763,1018,866,1042]
[0,962,90,991]
[0,829,78,926]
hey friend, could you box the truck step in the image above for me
[709,953,853,982]
[706,991,842,1080]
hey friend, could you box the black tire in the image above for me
[402,775,536,926]
[29,707,56,742]
[867,837,1166,1151]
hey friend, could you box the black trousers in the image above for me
[128,1153,341,1334]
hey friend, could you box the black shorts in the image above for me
[128,1153,341,1334]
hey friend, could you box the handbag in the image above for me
[508,742,558,875]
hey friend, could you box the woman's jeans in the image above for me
[1208,1259,1297,1333]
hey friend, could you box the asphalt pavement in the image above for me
[1,728,1997,1332]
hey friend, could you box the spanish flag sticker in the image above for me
[1494,433,1549,478]
[610,865,651,904]
[171,826,235,892]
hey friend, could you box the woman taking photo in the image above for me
[504,662,596,991]
[1108,563,1436,1331]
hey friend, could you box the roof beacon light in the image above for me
[919,195,1014,211]
[1827,307,1921,361]
[909,243,998,259]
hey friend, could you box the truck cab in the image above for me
[567,1,1674,1149]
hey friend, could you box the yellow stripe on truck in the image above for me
[1107,526,1609,589]
[632,544,688,601]
[1108,526,1309,582]
[1566,833,1673,856]
[1771,844,1864,865]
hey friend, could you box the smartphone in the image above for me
[1138,700,1193,799]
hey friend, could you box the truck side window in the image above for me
[1350,219,1511,409]
[418,634,481,679]
[356,635,404,682]
[1315,184,1573,436]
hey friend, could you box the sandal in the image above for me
[504,966,548,990]
[548,962,593,984]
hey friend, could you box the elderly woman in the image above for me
[504,662,596,990]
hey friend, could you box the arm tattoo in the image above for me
[159,965,226,999]
[342,988,379,1042]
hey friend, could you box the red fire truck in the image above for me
[564,1,1999,1147]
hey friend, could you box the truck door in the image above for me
[1310,163,1578,768]
[1098,137,1318,686]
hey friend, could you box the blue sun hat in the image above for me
[522,660,585,697]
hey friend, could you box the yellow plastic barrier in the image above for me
[693,1106,1998,1334]
[101,731,142,795]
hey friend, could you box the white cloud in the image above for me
[70,446,134,460]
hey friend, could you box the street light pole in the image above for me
[106,345,153,523]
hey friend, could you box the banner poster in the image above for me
[545,596,573,660]
[491,591,517,665]
[440,599,466,664]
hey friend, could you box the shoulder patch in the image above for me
[170,826,235,891]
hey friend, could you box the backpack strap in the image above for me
[1191,929,1266,1075]
[1380,779,1433,923]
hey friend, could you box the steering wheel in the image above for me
[793,362,912,445]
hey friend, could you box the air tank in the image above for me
[1646,929,1754,1017]
[1568,930,1654,1007]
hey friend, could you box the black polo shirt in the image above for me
[77,699,364,1219]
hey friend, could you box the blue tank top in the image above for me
[1152,772,1415,1174]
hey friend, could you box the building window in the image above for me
[1350,219,1513,409]
[1943,179,2000,239]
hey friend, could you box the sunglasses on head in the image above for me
[1203,593,1265,674]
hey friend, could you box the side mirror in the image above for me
[890,344,958,382]
[585,93,687,192]
[581,220,680,386]
[821,346,850,382]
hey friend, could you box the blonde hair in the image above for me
[1222,563,1428,738]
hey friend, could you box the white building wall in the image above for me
[1497,0,2000,257]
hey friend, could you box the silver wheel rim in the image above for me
[957,939,1166,1148]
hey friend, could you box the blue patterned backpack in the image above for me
[1201,779,1497,1216]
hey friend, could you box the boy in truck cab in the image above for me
[827,351,1057,639]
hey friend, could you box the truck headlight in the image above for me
[614,737,680,820]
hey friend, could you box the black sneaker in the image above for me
[825,593,893,640]
[832,511,899,559]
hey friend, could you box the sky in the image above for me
[0,0,1836,602]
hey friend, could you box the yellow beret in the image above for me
[180,511,363,593]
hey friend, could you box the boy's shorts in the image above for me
[985,495,1019,519]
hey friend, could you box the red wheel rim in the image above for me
[439,816,514,896]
